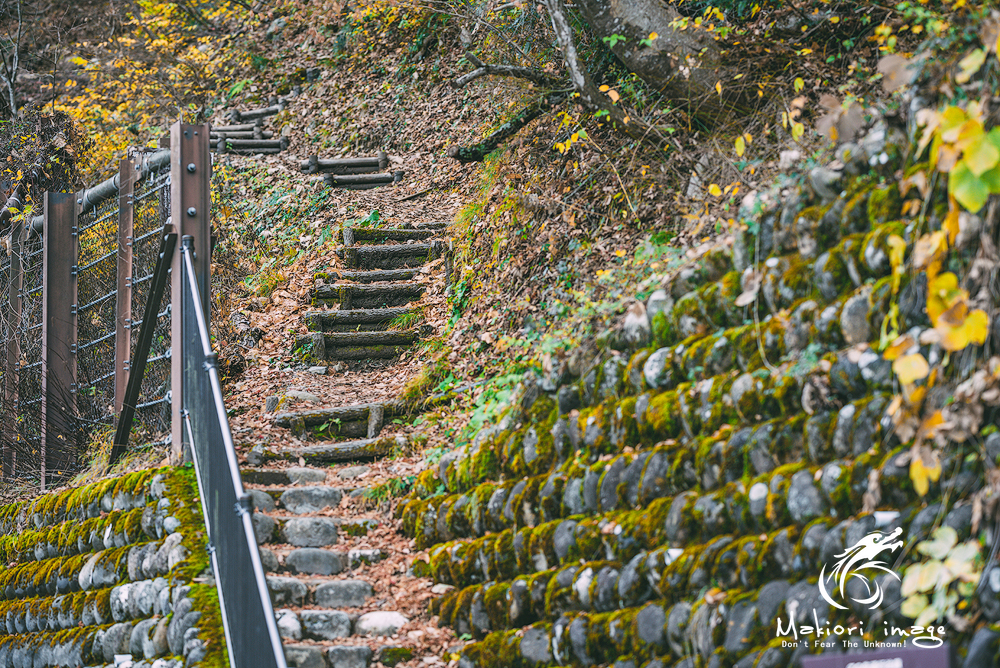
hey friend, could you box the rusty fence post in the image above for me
[41,191,79,490]
[170,122,212,463]
[2,219,25,478]
[115,156,136,417]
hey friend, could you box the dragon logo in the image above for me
[818,527,904,610]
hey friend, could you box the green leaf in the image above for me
[956,48,987,84]
[901,564,924,597]
[900,594,929,619]
[963,136,1000,176]
[917,526,958,559]
[949,161,990,212]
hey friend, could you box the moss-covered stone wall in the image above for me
[398,120,1000,668]
[0,467,226,668]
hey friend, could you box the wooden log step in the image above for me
[230,102,285,123]
[325,171,403,190]
[212,122,263,133]
[211,137,288,150]
[274,401,403,428]
[211,146,283,155]
[294,330,419,361]
[313,282,425,309]
[411,221,449,230]
[209,130,274,140]
[344,227,436,245]
[247,434,403,466]
[344,243,435,270]
[300,152,389,174]
[324,268,419,283]
[304,307,415,332]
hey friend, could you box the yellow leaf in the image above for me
[893,353,930,385]
[614,249,626,257]
[938,308,990,351]
[648,32,658,41]
[887,234,906,269]
[884,334,916,361]
[791,122,805,141]
[956,48,987,84]
[743,132,752,144]
[607,89,620,103]
[716,81,722,96]
[926,272,964,325]
[599,85,610,92]
[913,231,948,278]
[911,456,930,496]
[943,202,961,246]
[794,77,804,93]
[800,48,813,55]
[708,183,723,196]
[735,136,746,157]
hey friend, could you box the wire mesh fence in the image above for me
[0,149,175,483]
[127,160,173,439]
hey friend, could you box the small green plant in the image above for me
[363,476,415,503]
[602,34,626,48]
[387,310,423,330]
[900,526,982,628]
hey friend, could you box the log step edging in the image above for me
[344,243,437,270]
[247,434,404,466]
[312,282,425,309]
[322,268,420,284]
[326,171,404,190]
[301,152,389,175]
[304,307,416,332]
[343,227,436,246]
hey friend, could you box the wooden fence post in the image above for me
[115,156,136,416]
[170,122,212,463]
[41,191,79,490]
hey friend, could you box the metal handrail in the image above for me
[179,237,287,668]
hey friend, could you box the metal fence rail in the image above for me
[180,235,286,668]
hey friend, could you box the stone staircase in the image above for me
[242,219,452,668]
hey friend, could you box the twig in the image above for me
[451,51,564,89]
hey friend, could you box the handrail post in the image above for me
[170,121,212,463]
[2,217,24,478]
[41,191,79,490]
[115,156,136,416]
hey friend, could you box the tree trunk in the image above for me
[576,0,738,125]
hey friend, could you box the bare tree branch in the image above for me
[0,0,22,116]
[447,93,566,163]
[451,51,565,89]
[541,0,666,146]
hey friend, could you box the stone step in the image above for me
[312,282,425,310]
[304,307,416,332]
[268,577,374,609]
[323,268,419,284]
[248,434,402,468]
[241,467,329,486]
[343,227,436,245]
[343,243,436,270]
[277,610,409,642]
[258,547,388,576]
[295,330,419,362]
[253,513,379,547]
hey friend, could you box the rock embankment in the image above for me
[396,117,1000,667]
